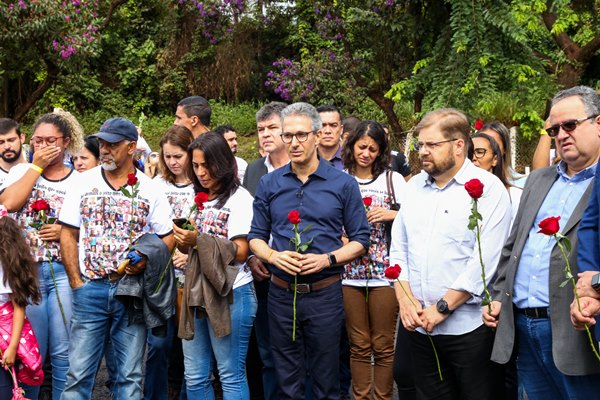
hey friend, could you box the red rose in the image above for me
[126,173,138,186]
[195,192,209,210]
[288,210,301,225]
[384,264,401,280]
[363,196,373,207]
[474,119,485,131]
[538,216,561,236]
[30,199,50,212]
[465,179,484,199]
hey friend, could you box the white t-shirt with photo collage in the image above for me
[343,170,406,288]
[3,163,79,263]
[59,166,173,280]
[154,176,195,284]
[193,186,253,289]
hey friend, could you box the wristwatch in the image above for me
[327,253,337,267]
[592,273,600,294]
[436,298,453,315]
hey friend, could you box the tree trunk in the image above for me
[542,5,600,87]
[366,90,403,135]
[13,61,58,122]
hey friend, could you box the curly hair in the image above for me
[33,108,84,155]
[0,218,40,307]
[342,120,391,178]
[188,132,239,209]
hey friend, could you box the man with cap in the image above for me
[59,117,175,399]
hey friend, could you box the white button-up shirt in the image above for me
[390,159,511,335]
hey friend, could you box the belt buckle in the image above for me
[294,283,311,294]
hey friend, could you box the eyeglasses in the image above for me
[473,148,488,159]
[545,115,597,137]
[280,131,314,144]
[31,136,64,145]
[414,138,458,151]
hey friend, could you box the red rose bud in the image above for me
[474,119,485,131]
[288,210,301,225]
[465,179,484,199]
[384,264,401,280]
[127,173,138,186]
[538,216,561,236]
[31,199,50,212]
[363,196,373,207]
[195,192,209,210]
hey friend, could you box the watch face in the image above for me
[436,299,448,313]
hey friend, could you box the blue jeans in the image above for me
[182,283,257,400]
[268,280,344,400]
[144,316,175,400]
[26,261,73,400]
[60,280,147,400]
[515,313,599,399]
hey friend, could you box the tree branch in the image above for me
[99,0,128,31]
[541,8,580,61]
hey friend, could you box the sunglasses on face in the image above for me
[545,115,597,137]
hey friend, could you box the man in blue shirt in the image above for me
[573,100,600,338]
[484,86,600,398]
[249,102,370,400]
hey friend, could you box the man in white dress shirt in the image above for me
[390,108,511,399]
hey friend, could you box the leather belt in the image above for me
[271,274,340,294]
[514,306,549,319]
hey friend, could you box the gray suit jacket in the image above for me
[242,156,267,196]
[491,166,600,375]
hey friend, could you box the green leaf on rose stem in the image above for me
[481,298,491,306]
[46,217,56,224]
[565,270,573,280]
[562,238,572,254]
[560,279,569,288]
[468,216,478,230]
[120,187,132,197]
[300,224,313,234]
[298,243,310,252]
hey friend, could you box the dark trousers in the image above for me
[408,324,503,400]
[268,281,344,400]
[393,321,416,400]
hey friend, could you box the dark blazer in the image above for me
[242,156,267,196]
[491,166,600,375]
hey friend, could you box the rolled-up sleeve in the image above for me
[342,178,370,250]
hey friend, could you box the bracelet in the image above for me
[267,250,275,264]
[30,164,43,174]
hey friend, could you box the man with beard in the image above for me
[389,108,511,399]
[59,117,174,399]
[0,118,27,188]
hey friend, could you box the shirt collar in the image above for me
[424,159,470,188]
[555,160,597,182]
[283,157,330,180]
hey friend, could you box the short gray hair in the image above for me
[256,101,287,123]
[280,102,323,132]
[552,86,600,116]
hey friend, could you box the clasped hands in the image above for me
[399,297,449,333]
[269,250,329,276]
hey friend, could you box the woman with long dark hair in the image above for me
[144,125,195,399]
[173,132,256,399]
[341,120,406,399]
